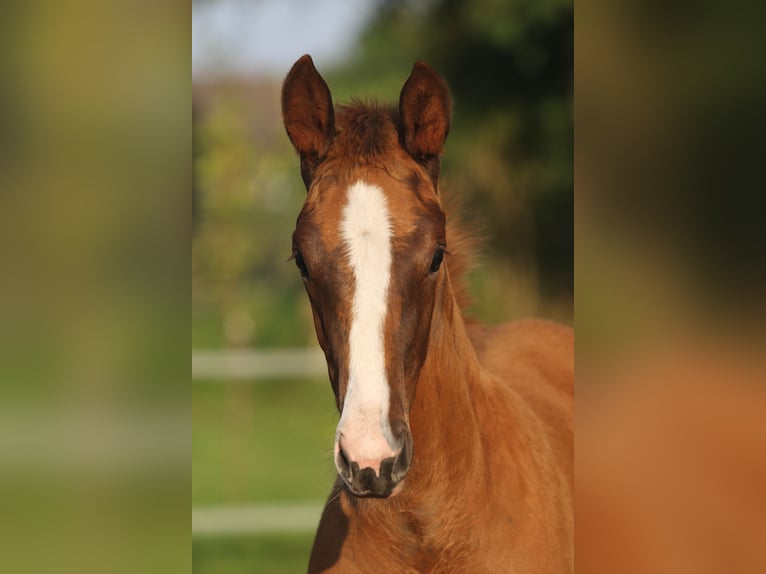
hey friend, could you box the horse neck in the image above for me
[405,271,487,498]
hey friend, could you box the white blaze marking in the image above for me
[337,181,395,466]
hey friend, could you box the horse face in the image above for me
[283,55,451,498]
[292,171,446,497]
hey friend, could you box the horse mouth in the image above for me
[339,471,404,499]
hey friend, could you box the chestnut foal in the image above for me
[282,55,573,573]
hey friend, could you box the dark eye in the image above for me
[292,247,309,278]
[429,247,445,274]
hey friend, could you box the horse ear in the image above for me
[399,62,451,164]
[282,55,334,188]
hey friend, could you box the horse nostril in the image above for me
[391,448,410,482]
[337,444,352,476]
[392,429,413,480]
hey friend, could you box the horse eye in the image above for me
[292,248,309,278]
[429,248,445,274]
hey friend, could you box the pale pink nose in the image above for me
[336,432,396,477]
[334,427,413,498]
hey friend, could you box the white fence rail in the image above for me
[192,348,326,380]
[192,503,324,536]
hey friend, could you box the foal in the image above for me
[282,55,573,573]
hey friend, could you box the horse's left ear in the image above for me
[399,62,451,177]
[282,54,335,189]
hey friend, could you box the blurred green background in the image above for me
[192,0,572,571]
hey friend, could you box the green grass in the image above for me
[193,377,339,505]
[193,532,316,574]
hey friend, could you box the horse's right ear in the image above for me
[281,55,334,188]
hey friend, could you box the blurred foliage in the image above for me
[576,1,766,572]
[192,80,316,349]
[577,0,766,344]
[1,1,190,573]
[192,0,573,351]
